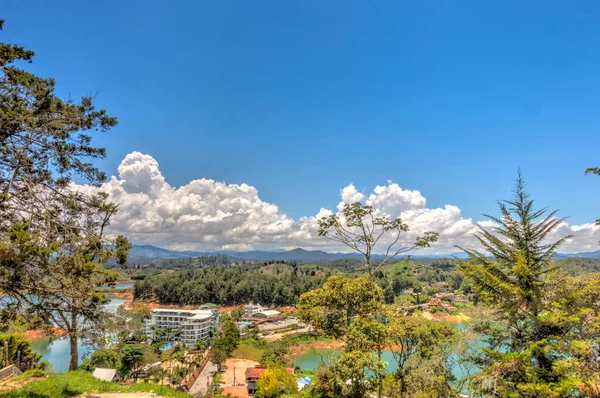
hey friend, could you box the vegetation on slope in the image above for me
[0,371,188,398]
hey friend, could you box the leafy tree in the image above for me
[209,337,229,371]
[0,333,41,371]
[457,174,599,397]
[298,276,382,339]
[385,316,456,398]
[193,339,208,355]
[89,348,120,369]
[221,318,241,352]
[383,285,395,304]
[306,364,344,398]
[254,366,298,398]
[244,322,260,340]
[120,344,146,382]
[317,202,438,398]
[412,285,422,305]
[0,20,129,371]
[260,340,291,366]
[317,202,438,291]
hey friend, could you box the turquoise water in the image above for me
[293,348,468,381]
[29,297,130,372]
[107,282,134,290]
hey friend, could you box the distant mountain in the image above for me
[127,244,192,260]
[124,244,600,264]
[555,250,600,259]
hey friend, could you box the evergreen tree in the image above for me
[0,19,129,370]
[457,173,600,397]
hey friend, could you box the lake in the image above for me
[29,297,130,372]
[293,348,468,381]
[109,282,134,290]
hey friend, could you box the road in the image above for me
[187,360,217,396]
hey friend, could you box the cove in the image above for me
[28,297,131,372]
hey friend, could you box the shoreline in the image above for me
[19,327,66,342]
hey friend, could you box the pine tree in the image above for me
[0,19,129,370]
[457,173,600,397]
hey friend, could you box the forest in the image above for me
[129,254,600,307]
[132,265,330,306]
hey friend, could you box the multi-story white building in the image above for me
[244,303,263,315]
[143,307,218,347]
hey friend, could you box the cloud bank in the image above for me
[77,152,600,254]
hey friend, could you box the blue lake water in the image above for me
[107,282,134,290]
[29,297,130,372]
[293,348,471,383]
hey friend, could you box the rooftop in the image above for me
[151,308,215,317]
[92,368,118,382]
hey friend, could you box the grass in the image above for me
[232,339,266,361]
[294,369,314,378]
[0,371,189,398]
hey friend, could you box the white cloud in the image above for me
[76,151,600,253]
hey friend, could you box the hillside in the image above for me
[0,371,187,398]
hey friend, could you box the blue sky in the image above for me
[3,0,600,231]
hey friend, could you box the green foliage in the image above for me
[0,334,41,371]
[209,339,229,372]
[232,338,266,361]
[89,348,120,369]
[260,340,291,366]
[0,20,130,371]
[0,370,189,398]
[458,174,600,397]
[298,276,383,339]
[386,316,457,397]
[134,266,327,306]
[119,344,146,381]
[209,320,241,371]
[255,366,298,398]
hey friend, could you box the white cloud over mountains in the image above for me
[77,152,600,253]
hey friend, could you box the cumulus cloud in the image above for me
[76,152,600,253]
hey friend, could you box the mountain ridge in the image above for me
[124,244,600,264]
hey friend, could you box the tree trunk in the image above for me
[69,312,79,371]
[365,256,383,398]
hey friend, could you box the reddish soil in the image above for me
[218,305,243,313]
[104,292,134,299]
[19,327,66,341]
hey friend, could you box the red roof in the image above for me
[245,366,294,379]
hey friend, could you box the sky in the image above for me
[3,1,600,252]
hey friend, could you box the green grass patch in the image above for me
[0,370,188,398]
[232,339,266,361]
[293,369,314,378]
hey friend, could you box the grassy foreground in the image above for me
[0,371,189,398]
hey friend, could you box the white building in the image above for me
[245,303,263,315]
[143,308,218,347]
[254,309,281,319]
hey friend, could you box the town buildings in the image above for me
[143,307,218,347]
